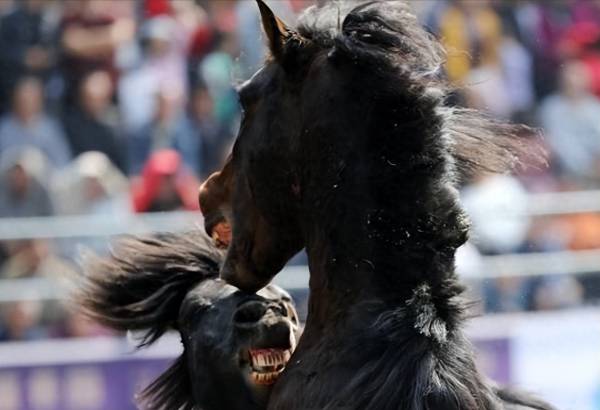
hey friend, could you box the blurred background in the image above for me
[0,0,599,409]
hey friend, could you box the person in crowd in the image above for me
[0,0,14,16]
[572,0,600,27]
[463,52,512,119]
[0,301,46,341]
[0,77,71,168]
[51,151,131,257]
[62,70,124,172]
[0,147,54,218]
[51,151,130,216]
[532,276,584,311]
[119,11,198,133]
[435,0,503,85]
[197,31,241,125]
[0,147,53,271]
[531,1,576,98]
[128,90,200,175]
[60,0,135,105]
[0,0,60,114]
[0,239,75,339]
[462,173,531,255]
[186,5,216,81]
[131,149,199,213]
[499,27,536,122]
[462,23,535,121]
[539,60,600,181]
[188,84,233,178]
[0,239,76,280]
[461,173,533,313]
[559,19,600,98]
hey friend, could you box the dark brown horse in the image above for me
[200,1,554,409]
[76,232,300,410]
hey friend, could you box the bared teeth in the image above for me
[251,370,281,385]
[249,349,290,368]
[247,348,294,385]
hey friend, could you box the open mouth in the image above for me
[243,348,293,385]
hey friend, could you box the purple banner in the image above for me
[0,359,171,410]
[0,336,511,409]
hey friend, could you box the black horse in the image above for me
[199,1,555,409]
[76,231,300,410]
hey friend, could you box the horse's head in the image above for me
[199,0,446,291]
[78,232,299,410]
[200,0,539,293]
[180,279,299,408]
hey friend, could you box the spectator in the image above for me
[436,0,503,85]
[51,151,131,257]
[461,173,533,313]
[462,23,534,120]
[531,2,575,98]
[0,0,14,16]
[62,70,124,171]
[539,61,600,181]
[0,147,54,218]
[499,30,535,121]
[560,21,600,98]
[60,0,135,105]
[189,84,232,177]
[532,276,584,311]
[464,55,512,119]
[461,173,531,254]
[0,76,71,168]
[187,5,216,78]
[119,14,194,133]
[0,301,46,341]
[0,239,76,280]
[197,31,241,124]
[128,89,200,175]
[51,151,130,216]
[571,0,600,26]
[131,149,199,213]
[0,0,60,113]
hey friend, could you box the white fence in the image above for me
[1,190,600,302]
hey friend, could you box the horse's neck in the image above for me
[304,229,458,331]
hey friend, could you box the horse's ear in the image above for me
[256,0,292,60]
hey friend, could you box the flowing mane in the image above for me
[77,232,222,410]
[297,0,542,177]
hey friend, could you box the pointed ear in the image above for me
[256,0,291,59]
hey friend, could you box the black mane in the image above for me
[296,0,543,178]
[77,231,223,410]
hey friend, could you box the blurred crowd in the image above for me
[0,0,599,342]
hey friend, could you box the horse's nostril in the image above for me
[234,301,267,325]
[278,302,289,317]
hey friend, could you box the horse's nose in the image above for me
[234,301,268,327]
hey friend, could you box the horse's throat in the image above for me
[303,229,457,331]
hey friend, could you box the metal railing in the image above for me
[1,189,599,302]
